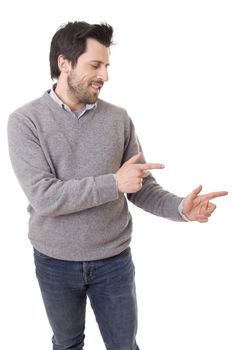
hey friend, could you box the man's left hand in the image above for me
[182,185,228,223]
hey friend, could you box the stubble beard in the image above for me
[67,74,100,105]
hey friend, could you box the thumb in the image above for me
[189,185,203,199]
[124,152,142,165]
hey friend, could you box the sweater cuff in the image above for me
[178,199,190,221]
[95,174,119,204]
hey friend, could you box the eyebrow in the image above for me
[90,60,110,67]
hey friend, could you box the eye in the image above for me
[90,64,99,69]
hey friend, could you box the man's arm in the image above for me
[117,152,228,223]
[115,119,228,222]
[116,152,186,222]
[115,117,187,222]
[7,113,119,217]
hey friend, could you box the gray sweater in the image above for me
[8,91,185,261]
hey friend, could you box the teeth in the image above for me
[91,82,103,89]
[92,83,101,89]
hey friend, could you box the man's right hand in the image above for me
[115,152,165,193]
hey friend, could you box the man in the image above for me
[7,21,227,350]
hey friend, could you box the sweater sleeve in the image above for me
[128,175,185,222]
[7,113,119,217]
[124,118,186,222]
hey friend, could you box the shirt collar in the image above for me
[49,84,97,118]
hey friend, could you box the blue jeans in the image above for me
[34,247,140,350]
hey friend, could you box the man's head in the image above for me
[50,21,113,80]
[49,21,114,106]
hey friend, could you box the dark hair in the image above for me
[49,21,114,79]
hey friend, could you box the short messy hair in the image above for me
[49,21,114,79]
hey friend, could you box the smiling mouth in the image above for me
[90,81,103,92]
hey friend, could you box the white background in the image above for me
[0,0,232,349]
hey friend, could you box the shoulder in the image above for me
[9,92,48,119]
[8,92,50,135]
[97,99,129,120]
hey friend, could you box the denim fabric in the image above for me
[34,247,140,350]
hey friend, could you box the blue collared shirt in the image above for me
[49,85,97,119]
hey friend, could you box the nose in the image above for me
[97,66,109,82]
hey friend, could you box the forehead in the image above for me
[78,38,110,64]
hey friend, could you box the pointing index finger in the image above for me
[138,163,165,170]
[203,191,228,200]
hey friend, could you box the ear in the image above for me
[57,55,72,74]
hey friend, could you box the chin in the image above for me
[89,94,98,104]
